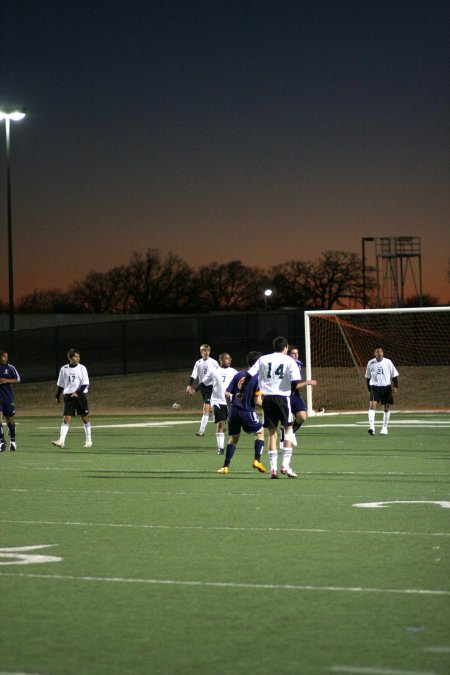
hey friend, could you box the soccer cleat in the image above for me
[380,427,388,435]
[84,440,93,448]
[9,441,17,452]
[217,466,229,474]
[217,448,224,455]
[281,467,297,478]
[0,442,6,452]
[252,459,267,473]
[51,440,65,448]
[270,470,279,479]
[368,427,375,435]
[196,431,205,437]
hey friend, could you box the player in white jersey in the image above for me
[186,344,219,436]
[244,336,302,478]
[365,346,399,435]
[199,353,237,454]
[52,348,92,449]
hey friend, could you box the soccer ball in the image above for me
[172,402,181,410]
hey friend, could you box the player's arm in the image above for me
[294,379,317,390]
[366,378,371,392]
[392,376,398,391]
[186,364,198,395]
[55,386,63,403]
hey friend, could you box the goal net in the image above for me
[304,307,450,414]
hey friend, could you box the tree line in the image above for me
[2,248,438,314]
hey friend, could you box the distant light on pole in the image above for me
[361,237,374,309]
[264,288,272,310]
[0,107,26,343]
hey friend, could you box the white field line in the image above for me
[39,421,199,430]
[37,418,450,430]
[2,465,447,477]
[0,570,448,597]
[1,518,449,537]
[328,667,437,675]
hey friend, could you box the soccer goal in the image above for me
[304,307,450,414]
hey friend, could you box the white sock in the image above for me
[199,414,209,433]
[216,432,224,451]
[60,423,69,442]
[383,411,390,428]
[268,450,278,471]
[368,410,375,427]
[84,422,91,442]
[282,450,292,469]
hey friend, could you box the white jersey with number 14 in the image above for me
[248,352,300,396]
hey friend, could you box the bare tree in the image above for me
[268,251,376,309]
[196,260,264,311]
[269,260,315,307]
[125,249,196,312]
[68,267,133,313]
[17,289,74,313]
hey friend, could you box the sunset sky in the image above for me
[0,0,449,304]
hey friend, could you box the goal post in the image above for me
[304,307,450,415]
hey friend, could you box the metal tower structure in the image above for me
[374,236,423,307]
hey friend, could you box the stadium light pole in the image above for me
[0,107,26,343]
[264,288,272,310]
[361,237,374,309]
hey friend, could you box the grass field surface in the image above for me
[1,411,449,674]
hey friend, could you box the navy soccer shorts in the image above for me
[228,407,262,436]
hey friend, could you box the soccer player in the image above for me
[217,350,266,474]
[241,336,302,478]
[186,344,219,436]
[0,350,20,452]
[52,348,92,449]
[365,346,399,435]
[199,352,237,454]
[281,345,317,449]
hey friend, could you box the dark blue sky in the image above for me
[1,0,449,302]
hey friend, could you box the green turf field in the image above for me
[1,412,449,675]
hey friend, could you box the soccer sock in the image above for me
[282,449,292,469]
[293,420,303,434]
[7,420,16,441]
[199,414,209,433]
[216,432,225,451]
[254,439,264,460]
[268,450,278,471]
[60,423,69,442]
[224,443,236,467]
[0,423,4,441]
[383,411,390,428]
[368,409,375,427]
[84,422,92,442]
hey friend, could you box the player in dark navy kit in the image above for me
[0,350,20,451]
[217,351,267,475]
